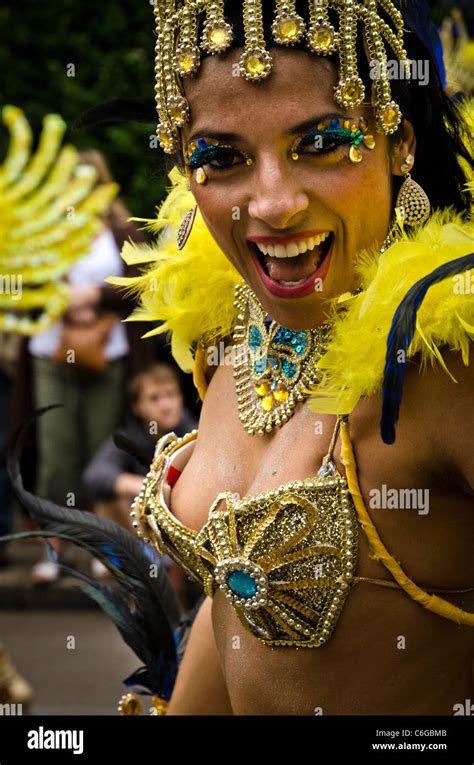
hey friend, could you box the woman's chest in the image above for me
[170,390,473,589]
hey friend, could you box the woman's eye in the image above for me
[297,130,352,156]
[187,146,246,171]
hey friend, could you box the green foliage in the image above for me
[0,0,168,218]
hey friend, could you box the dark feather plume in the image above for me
[73,98,156,131]
[4,405,188,698]
[381,253,474,445]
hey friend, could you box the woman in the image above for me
[118,0,474,716]
[8,0,473,716]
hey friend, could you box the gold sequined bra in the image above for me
[132,417,474,648]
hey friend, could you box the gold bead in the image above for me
[195,167,207,184]
[362,135,375,149]
[349,145,363,163]
[118,693,141,716]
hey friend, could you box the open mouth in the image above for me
[248,231,334,298]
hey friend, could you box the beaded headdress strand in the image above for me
[153,0,411,154]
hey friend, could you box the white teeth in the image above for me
[255,232,331,258]
[278,279,307,286]
[286,242,300,257]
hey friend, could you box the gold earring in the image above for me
[176,205,197,250]
[395,154,431,226]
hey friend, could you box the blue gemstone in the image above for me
[249,325,262,348]
[227,570,258,598]
[274,329,285,342]
[282,359,297,378]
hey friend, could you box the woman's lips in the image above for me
[249,236,333,299]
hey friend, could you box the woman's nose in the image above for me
[247,155,309,229]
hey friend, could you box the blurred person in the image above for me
[83,363,197,598]
[25,150,155,584]
[84,362,196,528]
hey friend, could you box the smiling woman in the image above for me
[99,0,474,716]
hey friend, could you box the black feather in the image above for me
[113,431,152,468]
[73,98,156,130]
[381,253,474,444]
[4,406,188,697]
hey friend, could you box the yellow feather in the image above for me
[308,209,474,414]
[107,167,242,372]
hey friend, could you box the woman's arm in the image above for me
[167,597,233,715]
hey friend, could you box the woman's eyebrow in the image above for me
[187,113,348,144]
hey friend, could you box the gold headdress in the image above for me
[153,0,411,154]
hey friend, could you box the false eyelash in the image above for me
[187,144,244,169]
[295,126,357,154]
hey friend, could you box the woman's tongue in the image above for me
[263,247,321,283]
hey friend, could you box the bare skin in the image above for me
[167,353,474,715]
[163,48,474,714]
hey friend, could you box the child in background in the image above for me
[84,362,197,529]
[83,363,199,609]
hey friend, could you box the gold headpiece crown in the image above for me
[153,0,411,154]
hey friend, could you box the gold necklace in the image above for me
[232,283,332,436]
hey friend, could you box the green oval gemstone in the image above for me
[227,570,258,598]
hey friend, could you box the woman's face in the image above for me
[183,48,412,329]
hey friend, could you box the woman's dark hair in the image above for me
[171,0,472,215]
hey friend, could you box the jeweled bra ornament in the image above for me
[233,283,332,435]
[153,0,411,156]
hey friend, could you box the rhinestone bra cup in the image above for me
[132,425,360,647]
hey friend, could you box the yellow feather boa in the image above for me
[108,166,241,373]
[109,166,473,412]
[308,207,474,415]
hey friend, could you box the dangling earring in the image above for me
[176,206,197,250]
[395,154,431,226]
[381,154,431,252]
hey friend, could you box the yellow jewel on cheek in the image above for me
[349,145,363,163]
[195,167,207,184]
